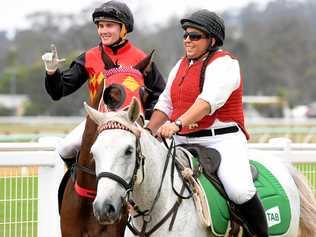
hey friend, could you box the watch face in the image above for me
[175,120,182,127]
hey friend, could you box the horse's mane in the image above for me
[139,128,168,157]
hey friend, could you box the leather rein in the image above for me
[73,120,194,236]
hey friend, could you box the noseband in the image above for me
[96,120,145,192]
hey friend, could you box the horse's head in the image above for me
[99,50,155,123]
[84,97,143,224]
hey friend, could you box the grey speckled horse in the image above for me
[85,98,316,237]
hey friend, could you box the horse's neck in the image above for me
[132,134,180,224]
[77,117,97,186]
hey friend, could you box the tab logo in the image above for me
[265,206,281,227]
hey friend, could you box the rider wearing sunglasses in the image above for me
[41,0,165,169]
[183,31,208,41]
[147,9,268,237]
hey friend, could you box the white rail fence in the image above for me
[0,138,315,237]
[0,142,64,237]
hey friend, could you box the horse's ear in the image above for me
[84,102,105,125]
[128,97,140,123]
[134,50,155,73]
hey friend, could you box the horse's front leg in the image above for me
[60,182,84,237]
[60,206,83,237]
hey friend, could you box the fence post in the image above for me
[268,137,292,162]
[38,151,64,237]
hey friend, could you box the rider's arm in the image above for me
[177,98,211,127]
[197,55,241,114]
[45,53,88,100]
[146,61,181,133]
[146,109,169,135]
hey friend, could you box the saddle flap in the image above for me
[198,148,221,175]
[179,144,221,175]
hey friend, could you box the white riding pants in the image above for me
[56,119,86,159]
[174,129,256,204]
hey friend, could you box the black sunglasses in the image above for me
[183,31,208,41]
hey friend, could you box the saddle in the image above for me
[179,144,258,187]
[178,144,259,236]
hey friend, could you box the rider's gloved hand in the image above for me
[41,44,66,74]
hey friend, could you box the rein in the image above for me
[92,121,181,236]
[127,138,195,236]
[74,119,195,236]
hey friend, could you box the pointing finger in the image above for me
[51,44,58,58]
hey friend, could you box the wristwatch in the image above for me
[174,119,183,132]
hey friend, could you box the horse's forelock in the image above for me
[105,67,143,79]
[97,115,141,138]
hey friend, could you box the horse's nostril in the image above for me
[104,203,116,215]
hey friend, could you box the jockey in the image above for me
[41,0,165,168]
[146,10,268,237]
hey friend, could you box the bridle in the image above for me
[75,119,194,236]
[72,119,144,199]
[95,120,145,192]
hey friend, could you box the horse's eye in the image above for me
[125,146,133,156]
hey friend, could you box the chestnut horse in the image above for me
[59,50,154,236]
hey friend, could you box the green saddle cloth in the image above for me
[192,158,291,236]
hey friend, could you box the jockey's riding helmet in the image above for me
[92,0,134,33]
[181,9,225,46]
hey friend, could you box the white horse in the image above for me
[84,98,316,237]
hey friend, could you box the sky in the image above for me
[1,0,273,35]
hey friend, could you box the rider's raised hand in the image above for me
[41,44,66,74]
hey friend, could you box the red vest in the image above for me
[170,51,249,139]
[84,41,146,101]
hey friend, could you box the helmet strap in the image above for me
[189,49,209,62]
[104,24,127,48]
[106,24,127,48]
[120,24,127,40]
[189,38,215,61]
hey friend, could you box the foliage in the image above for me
[0,106,14,116]
[1,0,316,115]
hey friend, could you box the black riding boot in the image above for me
[237,194,269,237]
[61,156,76,169]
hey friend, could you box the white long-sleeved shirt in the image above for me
[154,54,242,128]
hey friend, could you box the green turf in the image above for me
[294,163,316,194]
[0,165,314,237]
[0,176,38,237]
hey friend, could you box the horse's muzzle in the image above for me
[93,199,122,225]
